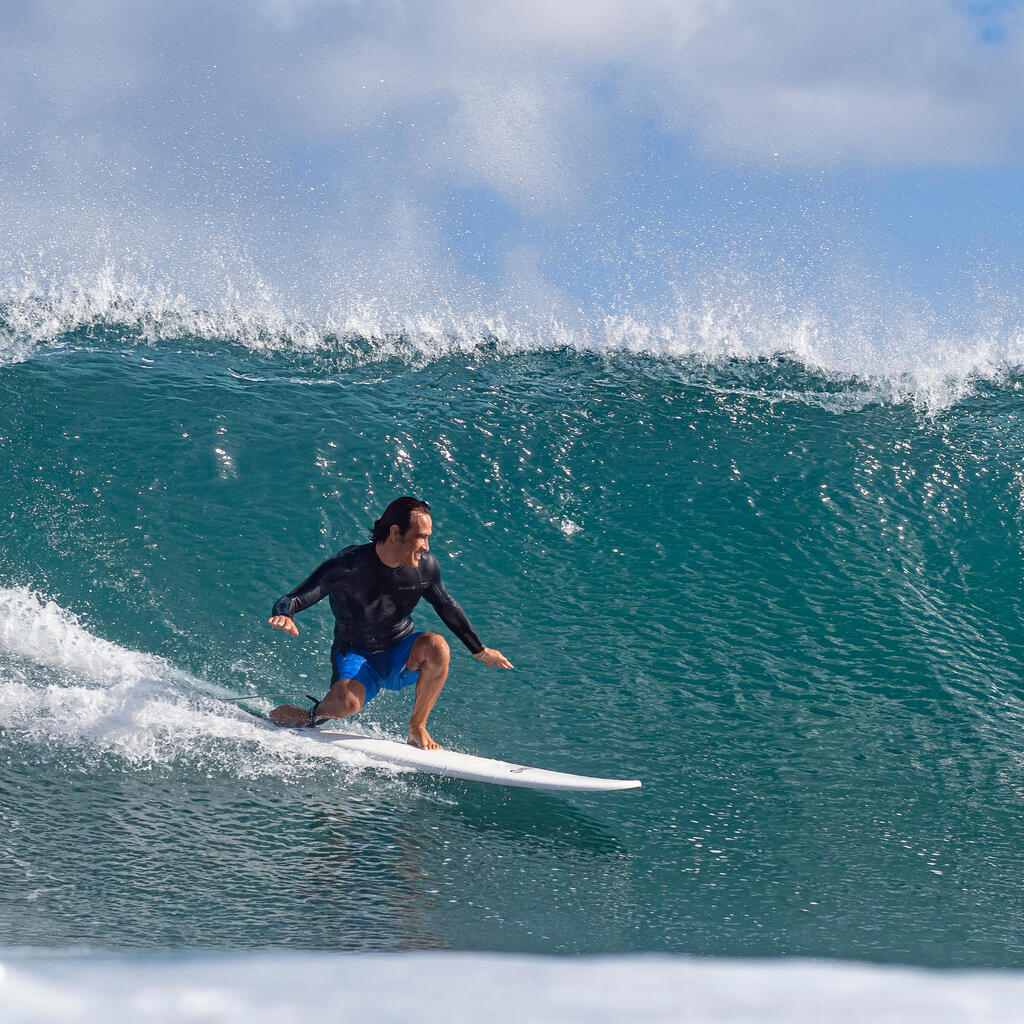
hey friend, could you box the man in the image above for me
[267,496,512,749]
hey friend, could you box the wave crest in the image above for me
[4,271,1024,411]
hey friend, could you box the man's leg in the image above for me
[268,678,366,727]
[405,632,450,750]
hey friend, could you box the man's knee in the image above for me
[413,632,450,668]
[327,679,364,716]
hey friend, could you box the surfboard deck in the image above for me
[241,708,641,792]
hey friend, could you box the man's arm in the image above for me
[268,555,345,635]
[422,558,513,668]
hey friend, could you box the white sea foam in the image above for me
[3,271,1023,413]
[1,949,1022,1024]
[0,587,186,688]
[0,587,387,780]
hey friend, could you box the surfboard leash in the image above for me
[222,692,307,702]
[306,694,328,728]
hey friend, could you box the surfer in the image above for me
[266,496,512,749]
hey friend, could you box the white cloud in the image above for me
[670,0,1024,165]
[5,0,1023,188]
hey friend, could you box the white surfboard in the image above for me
[243,708,641,792]
[306,728,643,792]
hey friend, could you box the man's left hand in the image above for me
[474,647,513,669]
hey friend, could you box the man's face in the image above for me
[395,512,432,567]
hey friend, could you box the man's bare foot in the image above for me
[407,724,440,750]
[269,703,313,727]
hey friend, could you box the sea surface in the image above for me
[3,290,1024,1016]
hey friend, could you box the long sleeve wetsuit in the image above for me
[272,543,484,656]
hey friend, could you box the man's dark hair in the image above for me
[370,496,431,543]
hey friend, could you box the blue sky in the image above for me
[2,0,1023,347]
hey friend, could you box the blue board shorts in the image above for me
[331,631,423,705]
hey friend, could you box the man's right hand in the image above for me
[268,615,299,636]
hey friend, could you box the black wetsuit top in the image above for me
[272,543,484,656]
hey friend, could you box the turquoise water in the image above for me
[3,312,1024,966]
